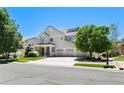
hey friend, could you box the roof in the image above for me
[26,26,80,41]
[34,43,55,47]
[63,27,79,36]
[38,26,65,37]
[24,37,38,43]
[66,27,79,33]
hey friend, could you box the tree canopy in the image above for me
[75,24,112,59]
[0,8,23,59]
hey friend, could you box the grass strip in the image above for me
[74,63,115,68]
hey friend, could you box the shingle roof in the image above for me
[66,27,79,33]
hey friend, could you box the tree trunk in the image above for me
[89,52,92,59]
[106,52,109,65]
[8,53,10,59]
[5,52,9,61]
[5,53,8,61]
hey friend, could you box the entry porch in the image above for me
[34,44,55,57]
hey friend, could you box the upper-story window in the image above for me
[70,36,75,43]
[50,38,53,42]
[65,36,75,43]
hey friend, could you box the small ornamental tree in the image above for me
[25,44,33,56]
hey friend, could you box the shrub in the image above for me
[103,65,115,68]
[102,54,106,58]
[0,55,6,59]
[26,51,39,57]
[13,54,17,58]
[98,57,101,61]
[25,44,34,56]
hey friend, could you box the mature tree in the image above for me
[75,25,95,59]
[92,26,112,65]
[0,8,23,60]
[75,25,112,65]
[109,24,119,56]
[91,26,111,52]
[12,32,23,52]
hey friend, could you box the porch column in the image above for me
[44,47,46,56]
[50,47,52,56]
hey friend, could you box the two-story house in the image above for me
[24,26,88,57]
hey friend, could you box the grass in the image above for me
[12,57,43,62]
[74,63,115,68]
[113,56,124,62]
[0,57,43,63]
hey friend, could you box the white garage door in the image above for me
[66,49,74,56]
[56,49,64,56]
[56,49,74,56]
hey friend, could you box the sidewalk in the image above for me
[114,61,124,70]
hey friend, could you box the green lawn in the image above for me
[74,63,115,68]
[12,57,43,62]
[113,56,124,62]
[0,57,43,63]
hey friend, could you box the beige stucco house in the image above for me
[24,26,88,57]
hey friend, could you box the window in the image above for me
[65,36,74,43]
[57,49,63,51]
[66,49,73,51]
[50,38,53,42]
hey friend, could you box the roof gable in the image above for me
[38,26,65,37]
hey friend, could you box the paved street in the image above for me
[0,62,124,85]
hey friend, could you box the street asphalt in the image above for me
[0,62,124,85]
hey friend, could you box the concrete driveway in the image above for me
[26,57,79,67]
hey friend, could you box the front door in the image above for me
[41,47,44,56]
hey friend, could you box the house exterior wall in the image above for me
[24,26,87,57]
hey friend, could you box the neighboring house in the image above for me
[117,43,124,55]
[24,26,88,57]
[24,37,39,48]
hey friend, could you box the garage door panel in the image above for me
[66,49,74,56]
[56,48,74,56]
[56,49,64,56]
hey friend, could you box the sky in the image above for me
[6,7,124,40]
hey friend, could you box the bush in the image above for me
[25,44,34,56]
[0,56,6,59]
[102,54,106,58]
[26,51,39,57]
[13,54,17,58]
[103,65,115,68]
[98,57,101,61]
[102,54,112,58]
[110,52,119,57]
